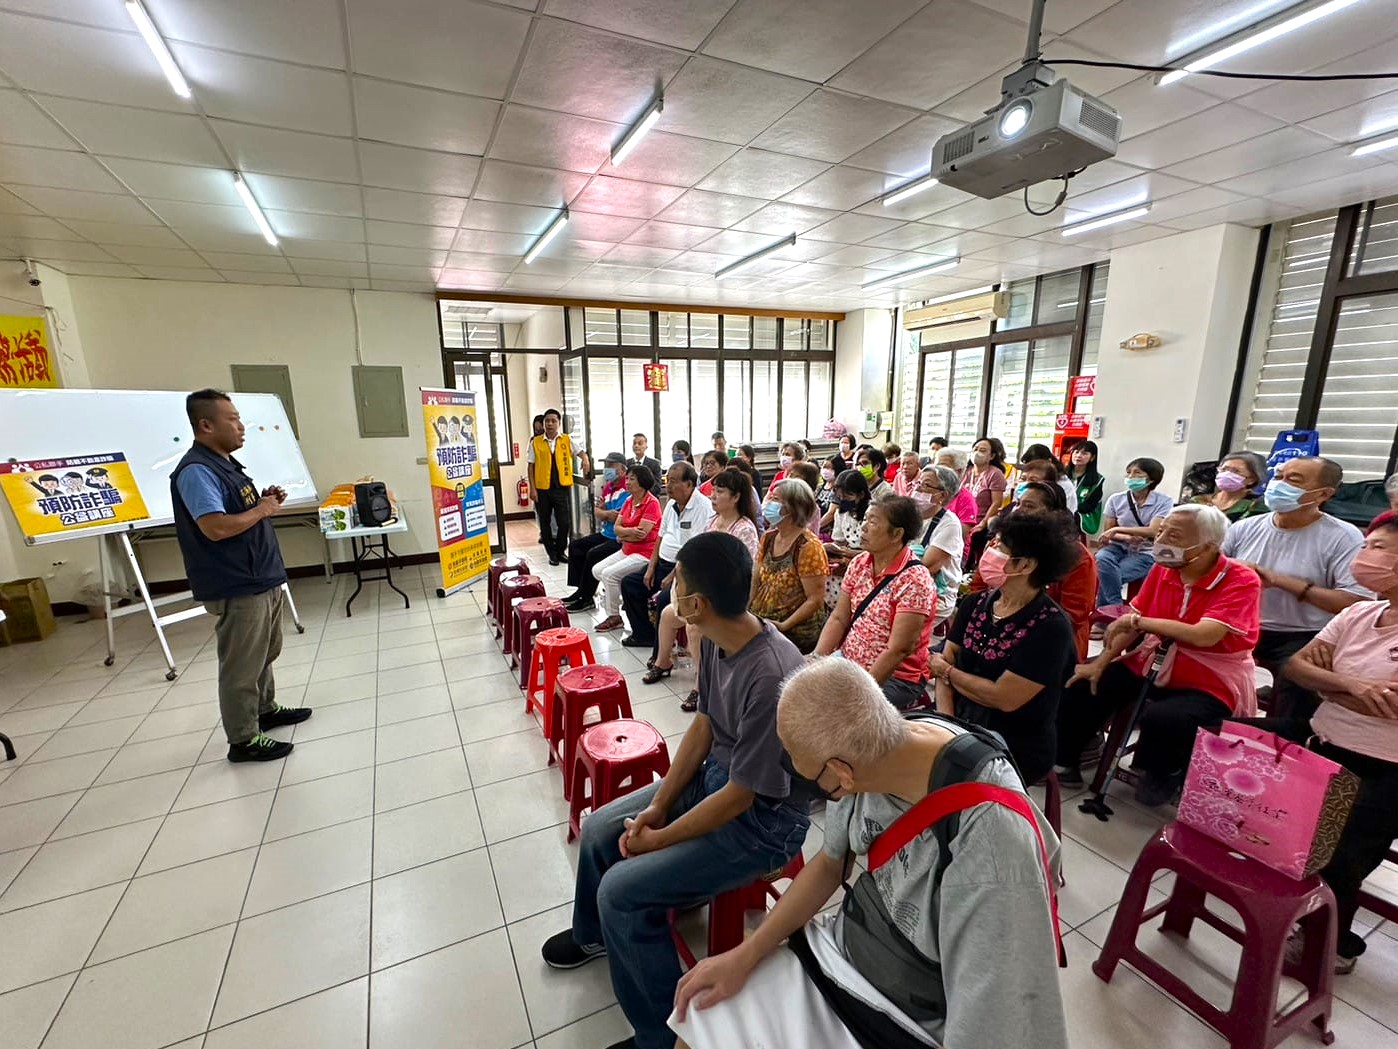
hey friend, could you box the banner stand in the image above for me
[421,388,492,598]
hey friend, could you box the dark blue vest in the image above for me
[171,444,287,601]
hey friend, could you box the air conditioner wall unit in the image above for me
[903,291,1010,331]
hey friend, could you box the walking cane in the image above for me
[1077,639,1174,823]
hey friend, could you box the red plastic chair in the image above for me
[568,718,670,842]
[525,627,595,735]
[499,574,545,659]
[1094,821,1337,1049]
[672,852,807,968]
[551,664,633,795]
[513,597,570,683]
[487,555,530,632]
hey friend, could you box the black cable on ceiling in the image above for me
[1041,58,1398,82]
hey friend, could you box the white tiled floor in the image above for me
[2,525,1396,1049]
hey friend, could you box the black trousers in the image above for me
[1242,716,1398,956]
[1056,660,1230,777]
[536,486,572,561]
[1253,628,1321,720]
[566,534,619,602]
[621,557,674,646]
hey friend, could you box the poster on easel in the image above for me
[422,387,491,596]
[0,315,58,388]
[0,452,149,540]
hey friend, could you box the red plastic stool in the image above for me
[672,853,807,968]
[525,627,595,734]
[551,664,633,795]
[513,597,570,682]
[567,718,670,842]
[499,574,544,658]
[487,555,530,634]
[1094,821,1337,1049]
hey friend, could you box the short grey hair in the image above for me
[1166,502,1228,547]
[937,447,968,472]
[771,478,816,523]
[1385,473,1398,500]
[777,658,907,766]
[931,464,961,498]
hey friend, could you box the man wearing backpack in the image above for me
[671,657,1067,1049]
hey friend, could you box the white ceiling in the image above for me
[1,0,1397,311]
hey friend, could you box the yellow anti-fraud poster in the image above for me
[0,452,150,541]
[422,388,491,594]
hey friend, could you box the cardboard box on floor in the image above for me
[0,576,56,643]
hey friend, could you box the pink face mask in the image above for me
[1350,546,1398,594]
[979,546,1011,588]
[1215,469,1249,493]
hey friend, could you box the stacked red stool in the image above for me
[525,627,595,735]
[487,555,530,634]
[551,664,633,794]
[513,597,570,683]
[672,853,807,968]
[498,574,545,662]
[568,718,670,842]
[1094,821,1337,1049]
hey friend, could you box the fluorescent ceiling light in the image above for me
[524,208,569,264]
[862,256,961,290]
[611,95,664,167]
[1351,131,1398,157]
[715,234,797,280]
[1159,0,1364,86]
[125,0,191,99]
[882,173,940,207]
[1061,203,1152,237]
[233,174,278,247]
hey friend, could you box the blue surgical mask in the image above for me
[762,501,784,526]
[604,467,618,482]
[1265,478,1307,513]
[672,452,684,463]
[1014,481,1030,501]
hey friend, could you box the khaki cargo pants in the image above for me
[206,587,284,745]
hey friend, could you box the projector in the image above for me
[932,71,1121,201]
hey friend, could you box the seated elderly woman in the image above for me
[814,496,936,709]
[1193,449,1267,521]
[669,658,1067,1049]
[928,512,1080,785]
[911,464,964,627]
[751,479,830,653]
[1246,513,1398,974]
[1057,503,1262,806]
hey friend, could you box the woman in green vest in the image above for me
[1067,439,1105,536]
[1193,450,1267,521]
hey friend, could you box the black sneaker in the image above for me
[565,598,595,613]
[621,634,652,648]
[1134,770,1182,808]
[541,929,606,969]
[259,704,313,731]
[228,734,294,762]
[1056,765,1084,788]
[558,552,570,564]
[548,557,560,567]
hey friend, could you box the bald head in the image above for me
[777,658,907,772]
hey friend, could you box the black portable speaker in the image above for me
[354,482,392,527]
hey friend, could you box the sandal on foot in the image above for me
[642,666,672,685]
[595,616,623,632]
[680,690,699,713]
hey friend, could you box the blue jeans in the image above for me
[571,758,809,1049]
[1095,543,1154,607]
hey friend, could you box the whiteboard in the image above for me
[0,388,318,544]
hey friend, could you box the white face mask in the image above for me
[973,450,990,466]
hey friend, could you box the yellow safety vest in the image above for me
[531,433,574,489]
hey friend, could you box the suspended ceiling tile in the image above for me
[1062,0,1297,68]
[0,146,124,194]
[601,243,682,269]
[473,161,589,208]
[569,177,687,220]
[842,114,963,178]
[345,0,530,97]
[220,270,302,285]
[0,215,86,241]
[655,189,766,227]
[198,251,293,273]
[265,211,365,243]
[1300,90,1398,146]
[1216,147,1390,200]
[856,222,957,252]
[1115,104,1281,170]
[694,228,796,256]
[450,229,534,255]
[438,269,507,289]
[211,122,359,183]
[1271,167,1398,211]
[701,0,926,82]
[175,228,281,253]
[665,250,742,274]
[7,186,158,224]
[286,255,368,276]
[0,237,117,261]
[918,194,1028,232]
[751,90,921,164]
[732,202,842,236]
[364,220,458,250]
[541,0,736,50]
[624,220,721,251]
[913,229,1021,259]
[280,238,367,263]
[459,200,558,235]
[696,149,830,200]
[0,1,131,30]
[0,90,75,150]
[779,166,888,211]
[146,198,256,232]
[242,175,363,218]
[102,245,209,267]
[502,272,571,292]
[367,262,439,282]
[171,44,353,137]
[144,0,348,68]
[362,188,466,227]
[564,211,646,242]
[298,274,369,288]
[37,97,226,167]
[530,235,612,262]
[489,106,619,174]
[131,265,224,281]
[769,238,848,263]
[445,250,520,272]
[1236,37,1398,124]
[507,255,587,277]
[970,0,1117,35]
[0,186,39,215]
[352,79,499,156]
[1138,185,1255,227]
[1163,127,1337,186]
[815,244,898,268]
[357,142,480,196]
[600,131,738,189]
[804,212,905,244]
[851,181,966,222]
[102,158,243,206]
[47,260,143,277]
[657,57,813,145]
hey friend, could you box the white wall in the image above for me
[1093,223,1261,496]
[832,308,893,437]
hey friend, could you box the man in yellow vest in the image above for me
[528,407,574,566]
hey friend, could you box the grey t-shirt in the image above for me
[1220,512,1369,631]
[822,732,1068,1049]
[697,619,805,804]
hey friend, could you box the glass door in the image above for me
[443,351,508,554]
[560,350,591,536]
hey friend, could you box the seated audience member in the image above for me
[892,450,922,497]
[543,532,810,1049]
[1018,452,1078,514]
[881,442,903,484]
[1094,456,1174,610]
[671,439,693,466]
[1221,456,1368,720]
[751,480,829,653]
[824,468,870,574]
[671,658,1067,1049]
[937,447,981,533]
[736,443,763,493]
[1067,439,1105,536]
[592,465,662,631]
[1253,515,1398,974]
[835,433,855,471]
[696,449,725,499]
[815,496,935,709]
[646,469,761,711]
[784,460,824,534]
[1196,450,1267,521]
[726,456,765,524]
[1386,472,1398,513]
[914,465,965,626]
[856,447,892,501]
[929,513,1079,785]
[1059,504,1262,804]
[623,462,713,650]
[563,451,629,612]
[711,431,728,457]
[963,437,1008,560]
[766,441,807,496]
[815,454,843,527]
[929,434,949,454]
[629,433,664,495]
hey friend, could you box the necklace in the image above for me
[992,590,1033,621]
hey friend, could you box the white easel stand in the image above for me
[100,530,304,680]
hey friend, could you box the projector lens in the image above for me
[999,99,1032,139]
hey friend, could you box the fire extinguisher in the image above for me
[516,478,530,508]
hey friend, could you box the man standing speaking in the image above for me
[171,389,311,762]
[527,407,575,567]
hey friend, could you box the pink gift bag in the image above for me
[1177,723,1359,880]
